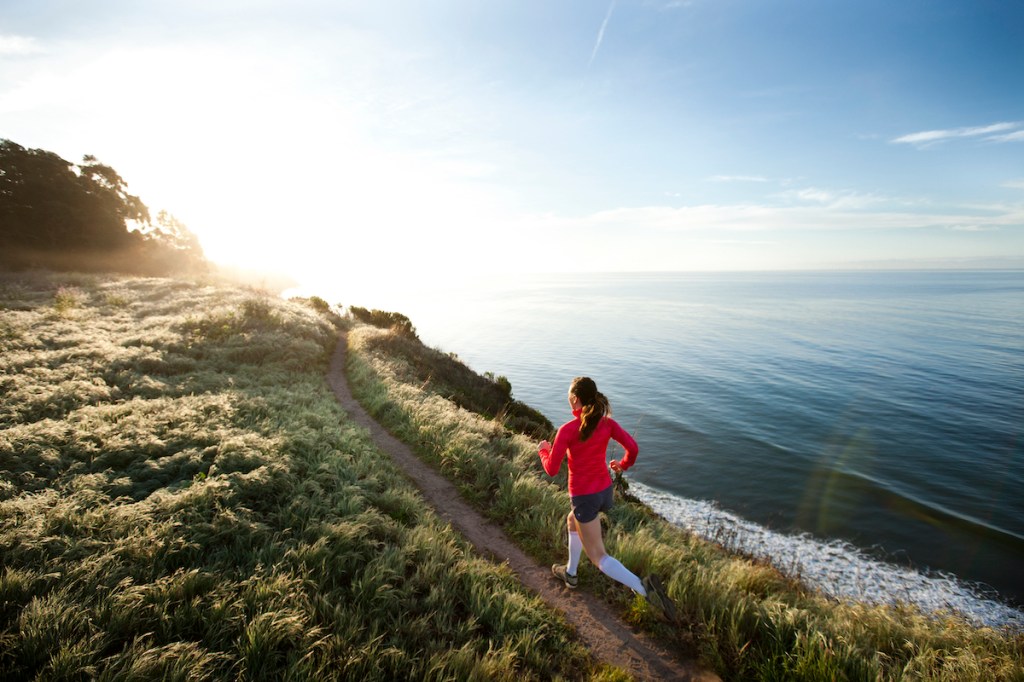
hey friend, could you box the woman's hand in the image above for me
[609,460,622,473]
[538,440,551,453]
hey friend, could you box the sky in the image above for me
[2,0,1023,290]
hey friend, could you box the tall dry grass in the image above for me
[1,271,609,681]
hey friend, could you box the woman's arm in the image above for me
[538,424,573,476]
[608,419,639,472]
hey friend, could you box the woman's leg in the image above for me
[571,514,606,565]
[564,511,584,575]
[573,515,646,596]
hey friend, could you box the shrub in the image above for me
[306,295,331,314]
[52,286,83,315]
[357,328,552,439]
[348,306,418,340]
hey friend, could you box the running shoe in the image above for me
[642,574,678,623]
[552,564,578,588]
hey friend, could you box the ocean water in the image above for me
[316,270,1024,629]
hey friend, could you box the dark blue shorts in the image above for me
[571,484,614,523]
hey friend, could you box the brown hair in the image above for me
[571,376,611,442]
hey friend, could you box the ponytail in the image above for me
[571,377,612,442]
[580,392,610,441]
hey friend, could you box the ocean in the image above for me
[310,269,1024,629]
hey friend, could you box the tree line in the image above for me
[1,138,207,275]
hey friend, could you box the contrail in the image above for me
[588,0,616,68]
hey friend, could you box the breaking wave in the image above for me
[631,480,1024,632]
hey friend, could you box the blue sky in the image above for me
[2,0,1022,285]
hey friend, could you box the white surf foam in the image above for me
[630,480,1024,631]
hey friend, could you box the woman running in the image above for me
[537,376,673,618]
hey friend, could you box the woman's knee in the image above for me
[585,546,607,565]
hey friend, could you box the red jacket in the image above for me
[538,408,639,496]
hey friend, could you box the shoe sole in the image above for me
[643,574,677,623]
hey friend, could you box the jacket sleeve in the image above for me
[609,419,639,471]
[538,423,574,477]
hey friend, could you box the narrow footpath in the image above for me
[328,334,720,682]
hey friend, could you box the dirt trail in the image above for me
[328,334,720,682]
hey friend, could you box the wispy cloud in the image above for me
[787,188,835,204]
[1002,179,1024,190]
[0,35,43,56]
[988,129,1024,143]
[588,1,616,69]
[776,187,892,210]
[709,174,769,183]
[891,121,1022,146]
[946,224,997,232]
[705,238,777,245]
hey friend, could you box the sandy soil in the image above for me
[328,333,720,681]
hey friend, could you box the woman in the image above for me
[538,377,673,618]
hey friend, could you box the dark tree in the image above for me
[0,139,206,274]
[140,210,208,274]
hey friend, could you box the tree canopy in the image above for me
[0,139,206,274]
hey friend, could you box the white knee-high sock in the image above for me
[567,531,583,575]
[598,555,646,596]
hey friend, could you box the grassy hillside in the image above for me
[346,324,1024,681]
[0,271,612,681]
[4,270,1022,681]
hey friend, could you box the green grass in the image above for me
[0,271,603,681]
[346,324,1024,681]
